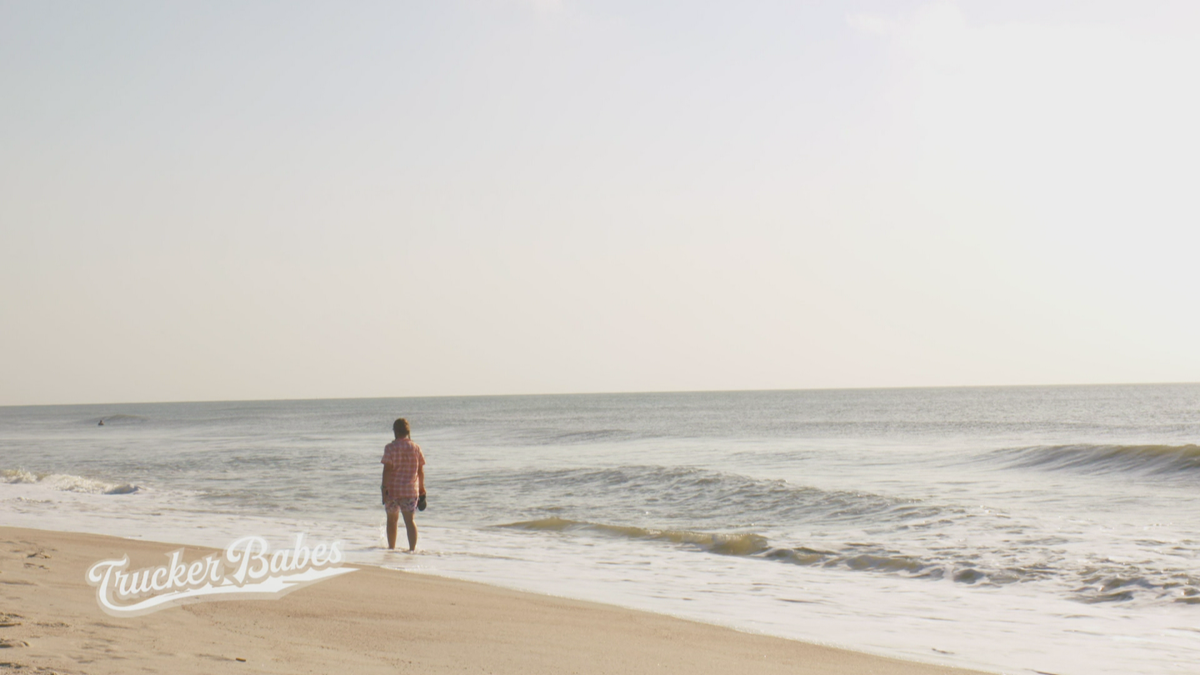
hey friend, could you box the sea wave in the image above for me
[498,515,1200,605]
[500,516,971,580]
[992,444,1200,477]
[1,468,140,495]
[448,464,952,529]
[500,517,769,556]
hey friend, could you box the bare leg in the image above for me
[386,511,399,550]
[403,511,418,552]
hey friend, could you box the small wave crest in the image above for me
[502,516,962,579]
[500,517,770,556]
[1,468,141,495]
[498,516,1016,586]
[993,444,1200,477]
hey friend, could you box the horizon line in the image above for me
[4,379,1199,409]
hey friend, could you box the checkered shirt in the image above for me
[381,438,425,500]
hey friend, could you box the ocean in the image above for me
[3,385,1199,674]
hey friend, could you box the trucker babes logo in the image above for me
[86,534,355,617]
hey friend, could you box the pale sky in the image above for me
[3,1,1199,406]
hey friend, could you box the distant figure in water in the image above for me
[381,418,426,551]
[98,419,104,426]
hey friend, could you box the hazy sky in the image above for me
[3,1,1199,406]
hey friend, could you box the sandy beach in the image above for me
[0,526,994,675]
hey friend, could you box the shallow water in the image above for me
[3,385,1200,674]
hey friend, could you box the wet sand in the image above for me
[0,526,993,674]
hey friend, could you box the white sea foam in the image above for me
[2,468,140,495]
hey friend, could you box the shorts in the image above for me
[385,496,418,515]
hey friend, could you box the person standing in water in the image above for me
[381,418,426,551]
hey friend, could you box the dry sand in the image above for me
[0,526,993,675]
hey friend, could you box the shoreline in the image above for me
[0,525,995,675]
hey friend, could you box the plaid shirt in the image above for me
[381,438,425,500]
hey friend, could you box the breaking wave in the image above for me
[498,515,1200,605]
[993,444,1200,477]
[500,517,769,556]
[447,463,953,529]
[1,468,140,495]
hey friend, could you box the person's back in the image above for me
[380,418,426,551]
